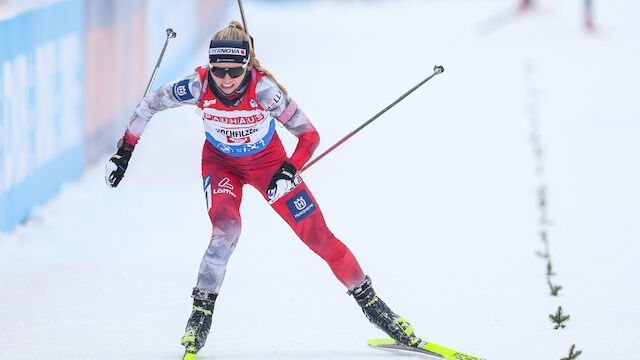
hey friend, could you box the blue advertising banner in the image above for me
[0,0,229,232]
[0,0,84,231]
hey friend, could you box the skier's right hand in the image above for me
[266,161,301,203]
[105,138,135,188]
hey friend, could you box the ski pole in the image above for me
[143,28,177,97]
[237,0,250,36]
[300,65,445,173]
[236,0,255,47]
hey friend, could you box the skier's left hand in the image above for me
[266,161,300,203]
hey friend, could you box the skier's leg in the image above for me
[253,158,417,344]
[182,166,244,356]
[259,177,365,290]
[197,170,244,292]
[266,182,419,344]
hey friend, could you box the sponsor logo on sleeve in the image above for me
[285,189,316,222]
[172,79,194,102]
[267,90,283,111]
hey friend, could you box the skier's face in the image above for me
[210,62,246,94]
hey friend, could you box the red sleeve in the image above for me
[289,130,320,170]
[123,130,140,146]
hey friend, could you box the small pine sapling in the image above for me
[538,186,547,208]
[549,306,570,329]
[560,344,582,360]
[547,279,562,296]
[546,261,556,277]
[535,250,549,259]
[536,231,550,258]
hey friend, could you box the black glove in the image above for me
[266,161,298,201]
[105,138,135,188]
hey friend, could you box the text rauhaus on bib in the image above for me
[200,106,276,156]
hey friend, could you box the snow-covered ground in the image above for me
[1,1,639,359]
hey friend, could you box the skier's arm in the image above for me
[256,77,319,170]
[125,71,203,145]
[105,72,203,188]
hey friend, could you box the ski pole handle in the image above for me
[144,28,177,98]
[300,65,445,173]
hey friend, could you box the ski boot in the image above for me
[181,288,217,360]
[348,276,423,347]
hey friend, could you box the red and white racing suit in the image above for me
[125,66,365,293]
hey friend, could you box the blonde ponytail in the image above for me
[212,21,288,95]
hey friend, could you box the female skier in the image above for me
[105,21,420,358]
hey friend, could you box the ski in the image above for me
[367,338,485,360]
[181,341,199,360]
[182,349,199,360]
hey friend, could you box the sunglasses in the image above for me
[210,66,246,79]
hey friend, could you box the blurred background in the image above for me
[1,1,639,360]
